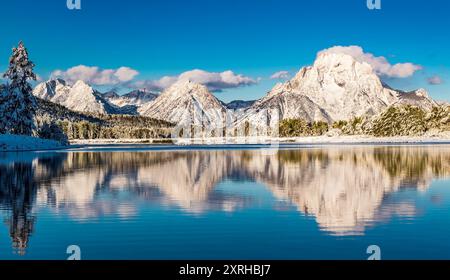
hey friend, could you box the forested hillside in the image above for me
[35,98,174,141]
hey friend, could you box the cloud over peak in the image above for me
[47,66,257,93]
[51,65,139,86]
[132,69,257,92]
[319,46,422,78]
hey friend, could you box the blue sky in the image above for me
[0,0,449,102]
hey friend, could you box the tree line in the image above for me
[57,120,172,140]
[278,105,450,137]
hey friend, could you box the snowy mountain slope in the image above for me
[225,100,255,110]
[103,89,158,109]
[33,79,133,115]
[395,89,438,110]
[140,80,226,126]
[33,78,71,103]
[241,51,437,125]
[36,97,103,123]
[102,91,120,100]
[244,93,332,127]
[61,80,114,114]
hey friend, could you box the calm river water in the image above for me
[0,145,449,259]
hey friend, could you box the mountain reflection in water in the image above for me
[0,146,449,256]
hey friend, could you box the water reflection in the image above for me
[0,146,449,254]
[0,153,69,254]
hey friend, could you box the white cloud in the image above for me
[114,67,139,82]
[132,69,257,92]
[51,65,139,86]
[270,71,290,80]
[427,75,444,85]
[319,46,422,78]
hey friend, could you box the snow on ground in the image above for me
[0,134,66,152]
[70,138,172,145]
[71,132,450,145]
[174,136,450,145]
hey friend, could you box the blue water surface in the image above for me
[0,145,449,260]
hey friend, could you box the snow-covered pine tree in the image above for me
[0,41,37,135]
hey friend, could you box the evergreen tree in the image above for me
[0,41,37,135]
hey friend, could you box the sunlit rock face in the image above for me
[2,146,450,240]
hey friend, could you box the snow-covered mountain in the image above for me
[33,79,133,115]
[103,89,158,109]
[395,88,438,110]
[31,51,438,125]
[225,100,255,110]
[33,79,71,103]
[140,80,226,126]
[241,51,437,126]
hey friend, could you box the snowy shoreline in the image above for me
[0,134,67,152]
[71,134,450,146]
[3,134,450,152]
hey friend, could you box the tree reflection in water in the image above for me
[0,153,66,255]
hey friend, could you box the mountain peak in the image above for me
[72,80,92,90]
[414,88,429,98]
[315,51,376,80]
[170,79,204,90]
[141,79,225,125]
[33,79,128,115]
[315,50,358,63]
[36,78,67,90]
[162,79,210,99]
[48,78,67,85]
[103,89,158,110]
[243,51,414,123]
